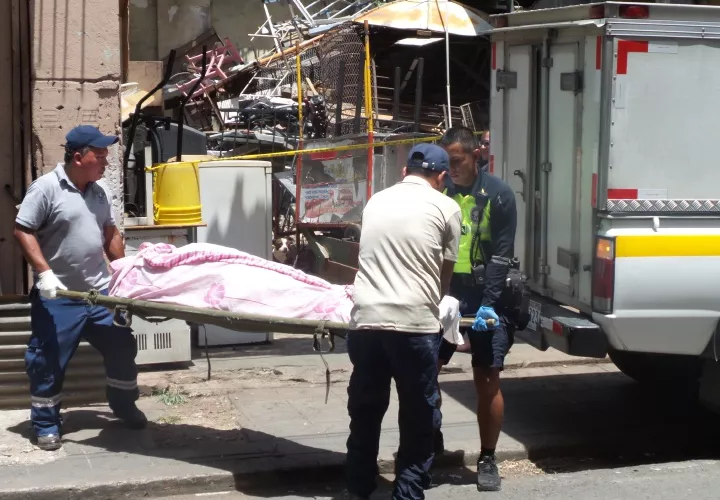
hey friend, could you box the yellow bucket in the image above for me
[150,161,202,225]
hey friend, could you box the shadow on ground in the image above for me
[4,342,720,496]
[439,369,720,475]
[5,413,384,498]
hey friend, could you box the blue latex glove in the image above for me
[472,306,500,332]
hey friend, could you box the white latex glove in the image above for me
[37,270,67,299]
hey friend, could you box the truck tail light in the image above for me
[592,237,615,314]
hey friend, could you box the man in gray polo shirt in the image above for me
[342,144,461,500]
[14,125,146,451]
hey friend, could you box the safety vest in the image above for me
[444,189,492,274]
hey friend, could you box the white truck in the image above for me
[487,1,720,408]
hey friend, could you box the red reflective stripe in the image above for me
[596,36,602,70]
[491,42,496,70]
[552,321,563,336]
[617,40,648,75]
[608,188,638,199]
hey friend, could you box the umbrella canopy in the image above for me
[354,0,492,37]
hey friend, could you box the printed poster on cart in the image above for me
[300,181,367,224]
[299,147,368,224]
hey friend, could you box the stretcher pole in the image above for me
[56,290,487,335]
[57,290,349,336]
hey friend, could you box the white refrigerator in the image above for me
[196,160,274,346]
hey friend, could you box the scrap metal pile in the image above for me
[159,1,381,158]
[143,0,493,266]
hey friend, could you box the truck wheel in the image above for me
[608,349,703,388]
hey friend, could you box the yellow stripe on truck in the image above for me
[615,235,720,258]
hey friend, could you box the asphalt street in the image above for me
[153,460,720,500]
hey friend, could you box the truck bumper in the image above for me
[517,292,608,358]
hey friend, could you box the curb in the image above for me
[0,449,528,500]
[0,429,708,500]
[0,359,617,500]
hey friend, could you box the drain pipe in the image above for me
[538,30,555,289]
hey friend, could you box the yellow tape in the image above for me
[616,235,720,258]
[144,131,487,170]
[208,135,442,162]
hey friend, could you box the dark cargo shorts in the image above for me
[438,276,515,370]
[466,319,514,370]
[438,320,514,370]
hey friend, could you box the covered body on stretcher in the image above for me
[107,243,464,345]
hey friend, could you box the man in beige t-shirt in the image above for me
[342,144,461,500]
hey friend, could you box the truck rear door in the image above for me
[543,41,583,299]
[501,44,533,278]
[606,38,720,205]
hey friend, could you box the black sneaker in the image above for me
[434,429,445,455]
[112,405,148,430]
[477,454,501,492]
[35,434,62,451]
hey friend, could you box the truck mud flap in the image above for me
[518,293,607,358]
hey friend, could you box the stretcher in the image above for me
[56,289,482,402]
[57,289,480,336]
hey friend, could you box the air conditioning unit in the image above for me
[123,227,194,365]
[133,315,192,366]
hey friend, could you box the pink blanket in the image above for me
[108,242,354,324]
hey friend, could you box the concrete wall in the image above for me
[32,0,124,225]
[130,0,286,63]
[130,0,159,61]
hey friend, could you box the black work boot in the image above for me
[35,433,62,451]
[477,454,501,492]
[112,404,148,430]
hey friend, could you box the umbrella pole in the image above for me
[445,28,452,128]
[436,0,452,128]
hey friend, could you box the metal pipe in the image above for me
[354,77,363,133]
[290,0,316,26]
[414,57,424,133]
[176,46,208,162]
[295,41,304,249]
[123,49,176,171]
[393,65,401,121]
[335,60,346,136]
[538,33,552,289]
[263,2,282,53]
[363,20,374,201]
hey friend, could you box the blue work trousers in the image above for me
[26,288,139,437]
[345,330,441,500]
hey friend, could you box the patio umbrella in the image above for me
[354,0,492,37]
[355,0,492,127]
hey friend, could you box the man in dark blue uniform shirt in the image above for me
[437,126,518,492]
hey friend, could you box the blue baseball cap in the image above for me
[407,143,449,173]
[65,125,119,151]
